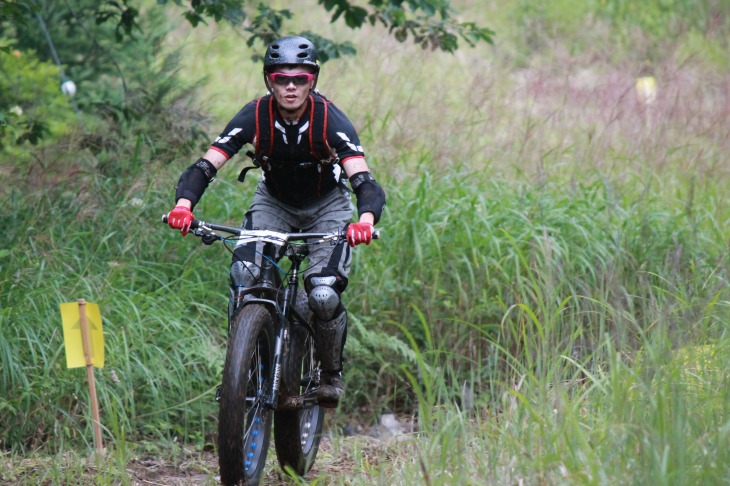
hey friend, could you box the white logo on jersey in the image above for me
[274,120,310,145]
[297,121,309,144]
[337,131,363,153]
[215,127,242,145]
[274,121,288,144]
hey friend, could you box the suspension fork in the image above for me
[229,240,285,324]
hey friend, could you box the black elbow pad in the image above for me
[175,158,217,209]
[349,172,386,224]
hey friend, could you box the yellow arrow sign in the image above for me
[60,301,104,368]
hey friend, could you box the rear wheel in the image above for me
[274,323,325,477]
[218,305,275,485]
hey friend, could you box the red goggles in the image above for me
[268,72,315,86]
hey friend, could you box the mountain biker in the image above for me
[166,35,386,407]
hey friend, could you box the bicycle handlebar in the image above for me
[161,214,380,244]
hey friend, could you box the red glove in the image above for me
[167,205,194,236]
[347,222,373,247]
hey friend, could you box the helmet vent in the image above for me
[263,36,319,71]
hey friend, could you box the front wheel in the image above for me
[218,305,275,486]
[274,323,326,477]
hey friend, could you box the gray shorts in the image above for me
[232,181,354,285]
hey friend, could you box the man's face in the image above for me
[267,65,316,115]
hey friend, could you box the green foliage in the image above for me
[511,0,730,63]
[299,31,357,64]
[0,0,35,25]
[0,49,72,149]
[321,0,367,28]
[96,48,211,166]
[3,1,132,95]
[94,0,142,41]
[345,313,419,412]
[159,0,246,26]
[1,0,496,54]
[0,1,209,162]
[515,0,593,50]
[0,175,224,451]
[358,0,495,51]
[596,0,730,38]
[0,0,491,150]
[242,4,294,56]
[594,0,730,63]
[351,163,729,405]
[677,29,730,69]
[1,3,730,485]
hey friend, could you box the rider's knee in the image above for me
[305,273,347,321]
[230,260,259,288]
[230,244,260,288]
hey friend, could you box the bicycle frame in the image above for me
[230,240,318,411]
[192,221,348,412]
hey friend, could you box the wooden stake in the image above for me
[78,299,103,454]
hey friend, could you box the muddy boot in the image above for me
[312,311,347,407]
[317,371,344,408]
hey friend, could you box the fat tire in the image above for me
[274,323,325,476]
[218,305,275,486]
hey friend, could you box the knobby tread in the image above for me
[274,324,325,476]
[218,305,275,486]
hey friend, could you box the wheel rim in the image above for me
[243,336,271,477]
[298,406,318,451]
[298,335,320,452]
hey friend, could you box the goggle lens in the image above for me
[268,72,315,86]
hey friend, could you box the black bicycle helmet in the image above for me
[263,36,320,73]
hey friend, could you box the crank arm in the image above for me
[278,393,321,410]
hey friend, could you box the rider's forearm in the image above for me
[175,198,193,209]
[349,172,385,225]
[175,158,218,209]
[174,151,229,209]
[358,212,375,225]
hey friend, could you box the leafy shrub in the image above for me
[0,1,210,164]
[0,48,73,150]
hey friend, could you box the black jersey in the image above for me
[209,95,365,207]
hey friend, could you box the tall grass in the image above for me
[2,0,730,483]
[329,337,730,484]
[0,173,226,452]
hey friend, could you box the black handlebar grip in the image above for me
[162,214,202,229]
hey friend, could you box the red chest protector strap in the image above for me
[238,93,335,183]
[255,93,333,161]
[254,94,276,161]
